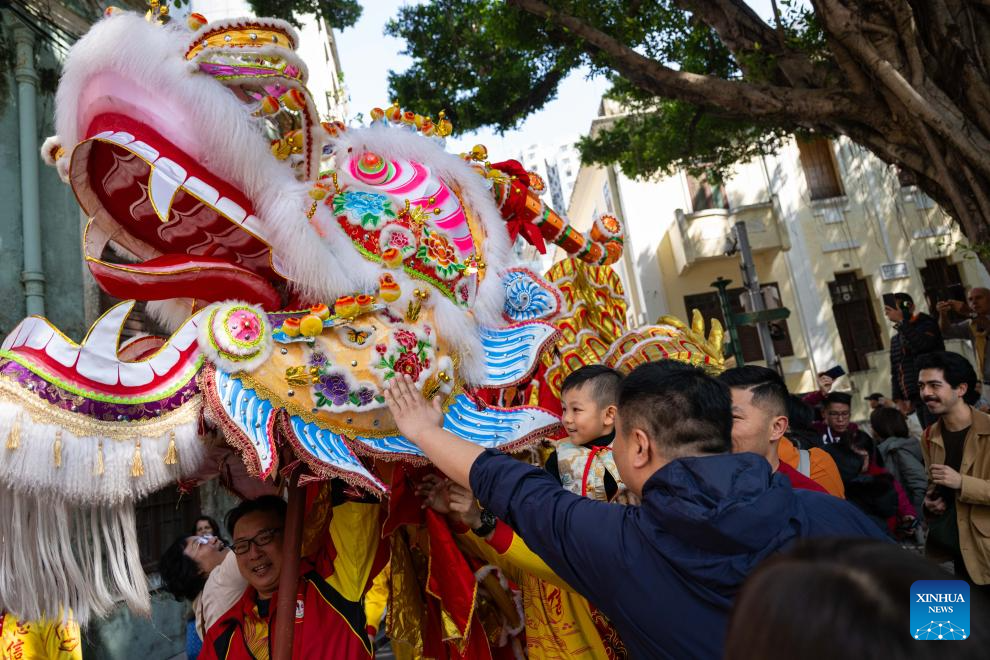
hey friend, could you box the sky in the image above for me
[333,1,782,157]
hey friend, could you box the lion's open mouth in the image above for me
[71,112,287,310]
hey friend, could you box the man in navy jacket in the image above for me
[384,362,887,659]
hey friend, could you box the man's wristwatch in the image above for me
[471,508,497,537]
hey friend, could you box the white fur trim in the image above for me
[146,298,198,331]
[0,399,205,506]
[432,297,486,383]
[197,301,273,374]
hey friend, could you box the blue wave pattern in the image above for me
[285,415,385,490]
[441,394,559,446]
[478,323,557,388]
[215,370,277,476]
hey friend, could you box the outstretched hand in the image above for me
[416,474,452,514]
[384,374,444,443]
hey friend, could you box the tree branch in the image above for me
[814,0,990,180]
[675,0,823,87]
[507,0,856,123]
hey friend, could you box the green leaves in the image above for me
[245,0,362,29]
[385,0,823,179]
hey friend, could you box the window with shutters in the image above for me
[686,172,729,212]
[135,486,201,573]
[684,283,794,363]
[919,257,965,317]
[828,273,884,372]
[797,138,844,200]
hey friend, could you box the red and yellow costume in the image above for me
[200,497,381,660]
[456,521,625,659]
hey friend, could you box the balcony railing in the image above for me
[669,201,787,273]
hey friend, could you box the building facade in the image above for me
[518,139,581,216]
[568,101,990,418]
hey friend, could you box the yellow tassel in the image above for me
[6,417,20,450]
[95,440,105,476]
[131,439,144,478]
[53,430,62,468]
[163,430,178,466]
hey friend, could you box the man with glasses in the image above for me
[820,392,873,453]
[200,490,381,659]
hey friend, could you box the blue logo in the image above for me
[911,580,970,640]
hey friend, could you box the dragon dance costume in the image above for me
[0,2,728,656]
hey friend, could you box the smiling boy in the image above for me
[545,365,637,504]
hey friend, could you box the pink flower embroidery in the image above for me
[394,329,418,350]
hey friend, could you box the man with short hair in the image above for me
[821,392,862,445]
[719,366,839,495]
[384,365,886,659]
[885,292,944,428]
[200,490,381,659]
[938,287,990,404]
[917,351,990,588]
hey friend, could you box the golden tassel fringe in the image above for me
[163,430,178,466]
[131,439,144,478]
[6,417,20,450]
[53,430,62,468]
[95,440,105,476]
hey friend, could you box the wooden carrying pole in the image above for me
[272,471,305,660]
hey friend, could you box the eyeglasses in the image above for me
[230,527,282,555]
[827,411,851,418]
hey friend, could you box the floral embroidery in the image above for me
[379,224,417,257]
[394,329,417,350]
[416,228,464,281]
[308,350,385,411]
[374,325,435,386]
[333,191,396,230]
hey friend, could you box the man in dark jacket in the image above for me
[384,363,888,660]
[886,292,944,429]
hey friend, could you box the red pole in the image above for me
[273,472,305,660]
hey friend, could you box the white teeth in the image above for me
[93,130,114,140]
[243,214,263,233]
[149,164,184,223]
[107,131,135,145]
[155,157,187,182]
[216,197,247,224]
[129,141,160,162]
[185,177,220,205]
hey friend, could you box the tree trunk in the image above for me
[509,0,990,272]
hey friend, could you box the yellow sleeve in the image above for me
[456,522,576,593]
[326,501,381,601]
[363,564,390,634]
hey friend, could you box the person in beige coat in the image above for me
[917,351,990,588]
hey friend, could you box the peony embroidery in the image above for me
[375,325,434,385]
[416,228,464,281]
[333,191,396,230]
